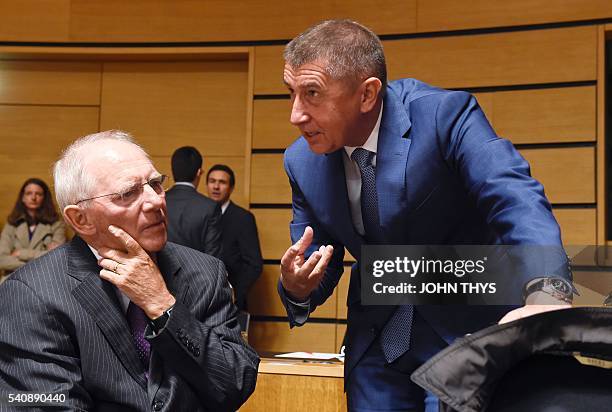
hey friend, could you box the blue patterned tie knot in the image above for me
[351,148,381,241]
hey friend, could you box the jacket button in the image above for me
[153,400,163,411]
[194,348,200,357]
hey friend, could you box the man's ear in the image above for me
[360,77,382,113]
[63,205,96,237]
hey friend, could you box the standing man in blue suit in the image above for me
[278,20,574,411]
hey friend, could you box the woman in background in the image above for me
[0,178,66,273]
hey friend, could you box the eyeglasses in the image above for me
[75,175,169,206]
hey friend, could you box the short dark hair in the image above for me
[8,178,60,226]
[207,164,235,188]
[284,19,387,91]
[171,146,202,182]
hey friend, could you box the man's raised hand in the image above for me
[280,226,333,301]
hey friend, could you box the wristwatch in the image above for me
[523,277,575,304]
[149,305,174,334]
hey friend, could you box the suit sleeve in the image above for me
[202,204,223,258]
[231,212,263,305]
[279,152,346,326]
[0,278,93,411]
[147,258,258,412]
[436,91,570,283]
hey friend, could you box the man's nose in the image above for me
[142,184,163,209]
[290,96,309,126]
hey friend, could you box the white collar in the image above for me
[87,244,130,313]
[173,182,195,189]
[344,101,383,159]
[221,200,231,214]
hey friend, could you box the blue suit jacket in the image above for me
[280,79,568,378]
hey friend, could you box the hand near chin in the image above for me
[98,225,175,319]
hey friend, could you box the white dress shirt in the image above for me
[342,102,383,236]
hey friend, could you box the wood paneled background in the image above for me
[0,1,610,354]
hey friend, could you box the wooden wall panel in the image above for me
[3,1,611,43]
[249,321,336,353]
[251,209,291,259]
[553,208,597,246]
[0,106,99,158]
[475,86,596,144]
[0,106,100,224]
[254,46,286,95]
[417,0,612,33]
[251,154,291,204]
[100,61,248,157]
[249,264,338,318]
[520,147,595,204]
[0,0,70,42]
[252,99,298,149]
[0,61,102,105]
[69,0,416,43]
[385,26,597,89]
[336,324,347,351]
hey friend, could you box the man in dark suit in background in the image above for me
[0,131,258,411]
[278,20,572,411]
[207,164,263,311]
[165,146,222,258]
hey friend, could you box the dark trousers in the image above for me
[346,310,448,412]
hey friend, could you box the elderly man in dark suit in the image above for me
[165,146,222,258]
[206,164,263,311]
[0,130,259,411]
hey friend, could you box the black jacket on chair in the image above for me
[411,307,612,412]
[165,185,222,258]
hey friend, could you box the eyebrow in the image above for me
[298,80,322,89]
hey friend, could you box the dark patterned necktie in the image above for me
[351,148,381,241]
[127,301,151,370]
[351,147,414,363]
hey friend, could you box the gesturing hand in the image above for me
[280,226,334,301]
[97,225,176,319]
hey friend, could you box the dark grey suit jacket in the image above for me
[0,237,259,411]
[165,185,222,258]
[220,202,263,311]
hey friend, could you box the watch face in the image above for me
[551,279,570,295]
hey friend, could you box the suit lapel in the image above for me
[376,89,412,233]
[67,237,148,390]
[318,150,363,259]
[147,243,185,399]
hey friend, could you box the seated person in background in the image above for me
[0,177,66,273]
[165,146,222,258]
[0,131,259,411]
[207,164,263,311]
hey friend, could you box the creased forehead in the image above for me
[79,139,153,181]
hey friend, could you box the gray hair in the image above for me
[53,130,148,210]
[284,19,387,91]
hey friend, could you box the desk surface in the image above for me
[258,357,344,378]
